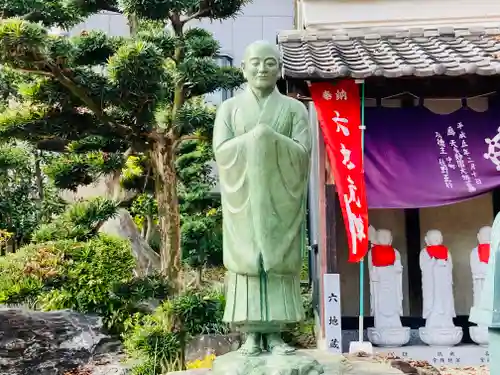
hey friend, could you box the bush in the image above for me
[0,235,171,333]
[124,288,227,374]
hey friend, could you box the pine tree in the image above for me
[0,0,247,289]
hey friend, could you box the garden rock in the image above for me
[0,308,128,375]
[185,333,242,362]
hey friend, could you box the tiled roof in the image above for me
[277,27,500,79]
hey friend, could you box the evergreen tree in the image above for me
[0,0,247,288]
[177,136,222,284]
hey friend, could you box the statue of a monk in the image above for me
[213,41,311,356]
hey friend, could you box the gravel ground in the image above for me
[438,366,489,375]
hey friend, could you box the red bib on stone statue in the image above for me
[478,243,490,264]
[426,245,448,260]
[371,245,396,267]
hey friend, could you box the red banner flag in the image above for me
[309,80,369,263]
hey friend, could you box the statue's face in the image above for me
[242,44,280,90]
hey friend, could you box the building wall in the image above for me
[297,0,500,30]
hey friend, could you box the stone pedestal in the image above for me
[367,327,410,347]
[167,350,439,375]
[419,327,463,347]
[374,344,490,366]
[211,351,324,375]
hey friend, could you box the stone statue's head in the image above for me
[376,229,393,246]
[242,40,281,91]
[478,226,492,244]
[425,229,443,246]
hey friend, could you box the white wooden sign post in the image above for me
[323,273,343,353]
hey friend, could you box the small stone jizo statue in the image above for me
[213,41,311,357]
[470,215,500,373]
[469,225,492,345]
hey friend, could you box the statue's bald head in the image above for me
[243,40,281,63]
[241,41,281,90]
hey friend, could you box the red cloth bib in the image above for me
[371,245,396,267]
[478,243,490,264]
[426,245,448,260]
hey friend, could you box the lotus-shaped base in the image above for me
[367,327,411,347]
[419,327,463,347]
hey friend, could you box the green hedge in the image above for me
[0,234,171,333]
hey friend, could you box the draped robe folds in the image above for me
[420,249,456,328]
[471,247,489,307]
[213,88,311,331]
[368,249,403,328]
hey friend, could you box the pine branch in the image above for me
[46,63,133,138]
[180,0,210,24]
[16,68,52,76]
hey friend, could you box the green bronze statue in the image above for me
[470,213,500,373]
[213,40,311,357]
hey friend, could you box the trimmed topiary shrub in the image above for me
[0,197,173,333]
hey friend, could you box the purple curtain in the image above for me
[364,103,500,208]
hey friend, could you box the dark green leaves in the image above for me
[68,136,129,153]
[19,70,115,109]
[174,101,215,137]
[119,0,250,22]
[45,152,126,190]
[137,29,175,58]
[0,18,48,70]
[64,0,120,15]
[190,0,251,20]
[185,28,219,58]
[118,0,186,20]
[108,40,166,125]
[179,57,244,98]
[71,31,125,66]
[1,0,83,27]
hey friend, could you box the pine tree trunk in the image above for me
[145,215,154,243]
[194,267,203,287]
[151,141,182,289]
[34,151,44,202]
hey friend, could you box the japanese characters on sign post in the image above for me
[310,80,369,262]
[323,273,342,353]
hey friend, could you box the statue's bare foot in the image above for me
[238,333,262,356]
[266,333,296,355]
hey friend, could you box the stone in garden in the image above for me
[212,39,319,373]
[0,307,128,375]
[185,333,242,362]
